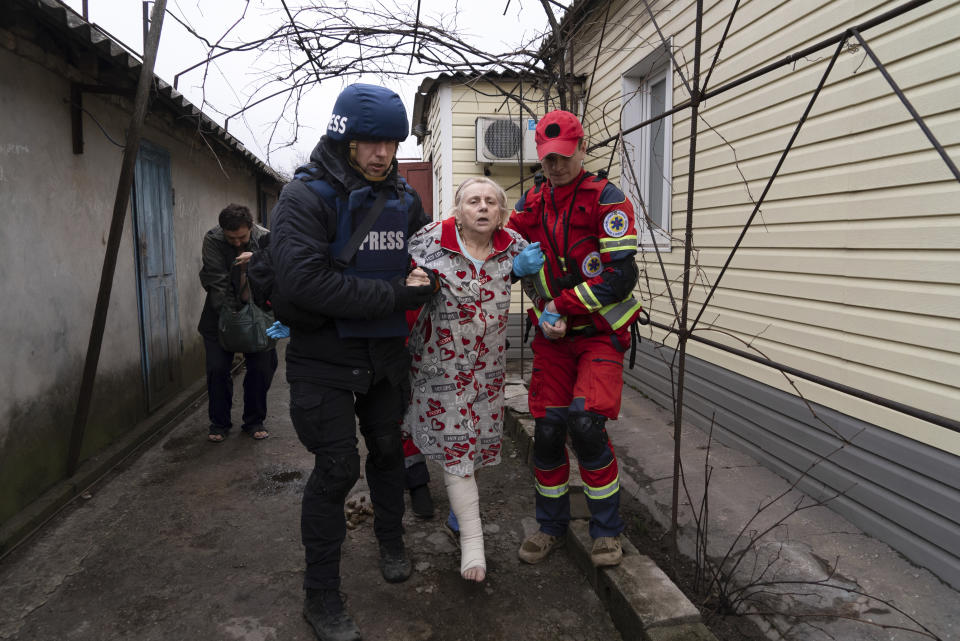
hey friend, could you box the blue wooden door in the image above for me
[132,141,181,410]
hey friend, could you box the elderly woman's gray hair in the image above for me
[451,177,510,229]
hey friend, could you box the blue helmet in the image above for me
[326,83,408,143]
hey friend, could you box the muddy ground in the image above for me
[0,347,621,641]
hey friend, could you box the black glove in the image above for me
[391,269,440,311]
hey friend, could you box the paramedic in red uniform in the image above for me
[508,110,643,567]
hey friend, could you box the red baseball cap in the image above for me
[534,110,584,160]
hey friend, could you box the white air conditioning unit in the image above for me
[475,117,539,165]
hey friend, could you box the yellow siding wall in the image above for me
[425,80,545,216]
[570,0,960,452]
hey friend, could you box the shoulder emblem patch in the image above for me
[581,251,603,277]
[603,210,629,238]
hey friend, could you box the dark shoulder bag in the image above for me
[217,280,276,353]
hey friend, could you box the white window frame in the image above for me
[621,43,673,250]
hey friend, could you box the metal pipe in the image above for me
[850,28,960,183]
[700,0,741,95]
[669,0,704,561]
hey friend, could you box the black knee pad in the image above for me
[366,431,403,472]
[306,452,360,502]
[533,418,566,466]
[567,412,610,460]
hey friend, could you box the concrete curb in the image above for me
[503,383,718,641]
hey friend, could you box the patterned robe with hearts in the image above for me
[403,217,528,477]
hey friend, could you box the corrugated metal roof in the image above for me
[16,0,284,184]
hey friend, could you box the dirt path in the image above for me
[0,347,620,641]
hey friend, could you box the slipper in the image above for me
[207,433,225,443]
[245,429,269,440]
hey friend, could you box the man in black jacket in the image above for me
[198,204,277,443]
[269,83,437,641]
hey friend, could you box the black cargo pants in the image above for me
[289,376,407,590]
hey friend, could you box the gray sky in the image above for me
[61,0,556,175]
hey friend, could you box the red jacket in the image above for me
[508,170,642,334]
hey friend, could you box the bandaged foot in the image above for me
[443,471,485,582]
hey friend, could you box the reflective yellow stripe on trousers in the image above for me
[583,476,620,500]
[536,481,569,498]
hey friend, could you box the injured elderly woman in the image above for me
[402,177,543,582]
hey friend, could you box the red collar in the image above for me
[439,216,514,255]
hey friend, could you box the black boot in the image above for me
[303,589,361,641]
[409,484,435,519]
[379,539,412,583]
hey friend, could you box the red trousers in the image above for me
[527,331,627,419]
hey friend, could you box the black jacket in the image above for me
[269,136,430,391]
[197,224,269,340]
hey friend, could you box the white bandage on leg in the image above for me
[443,471,485,576]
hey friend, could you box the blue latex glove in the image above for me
[539,309,562,340]
[540,310,562,326]
[265,320,290,339]
[512,242,544,277]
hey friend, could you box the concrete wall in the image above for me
[0,28,272,525]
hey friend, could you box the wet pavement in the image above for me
[0,345,621,641]
[2,342,957,641]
